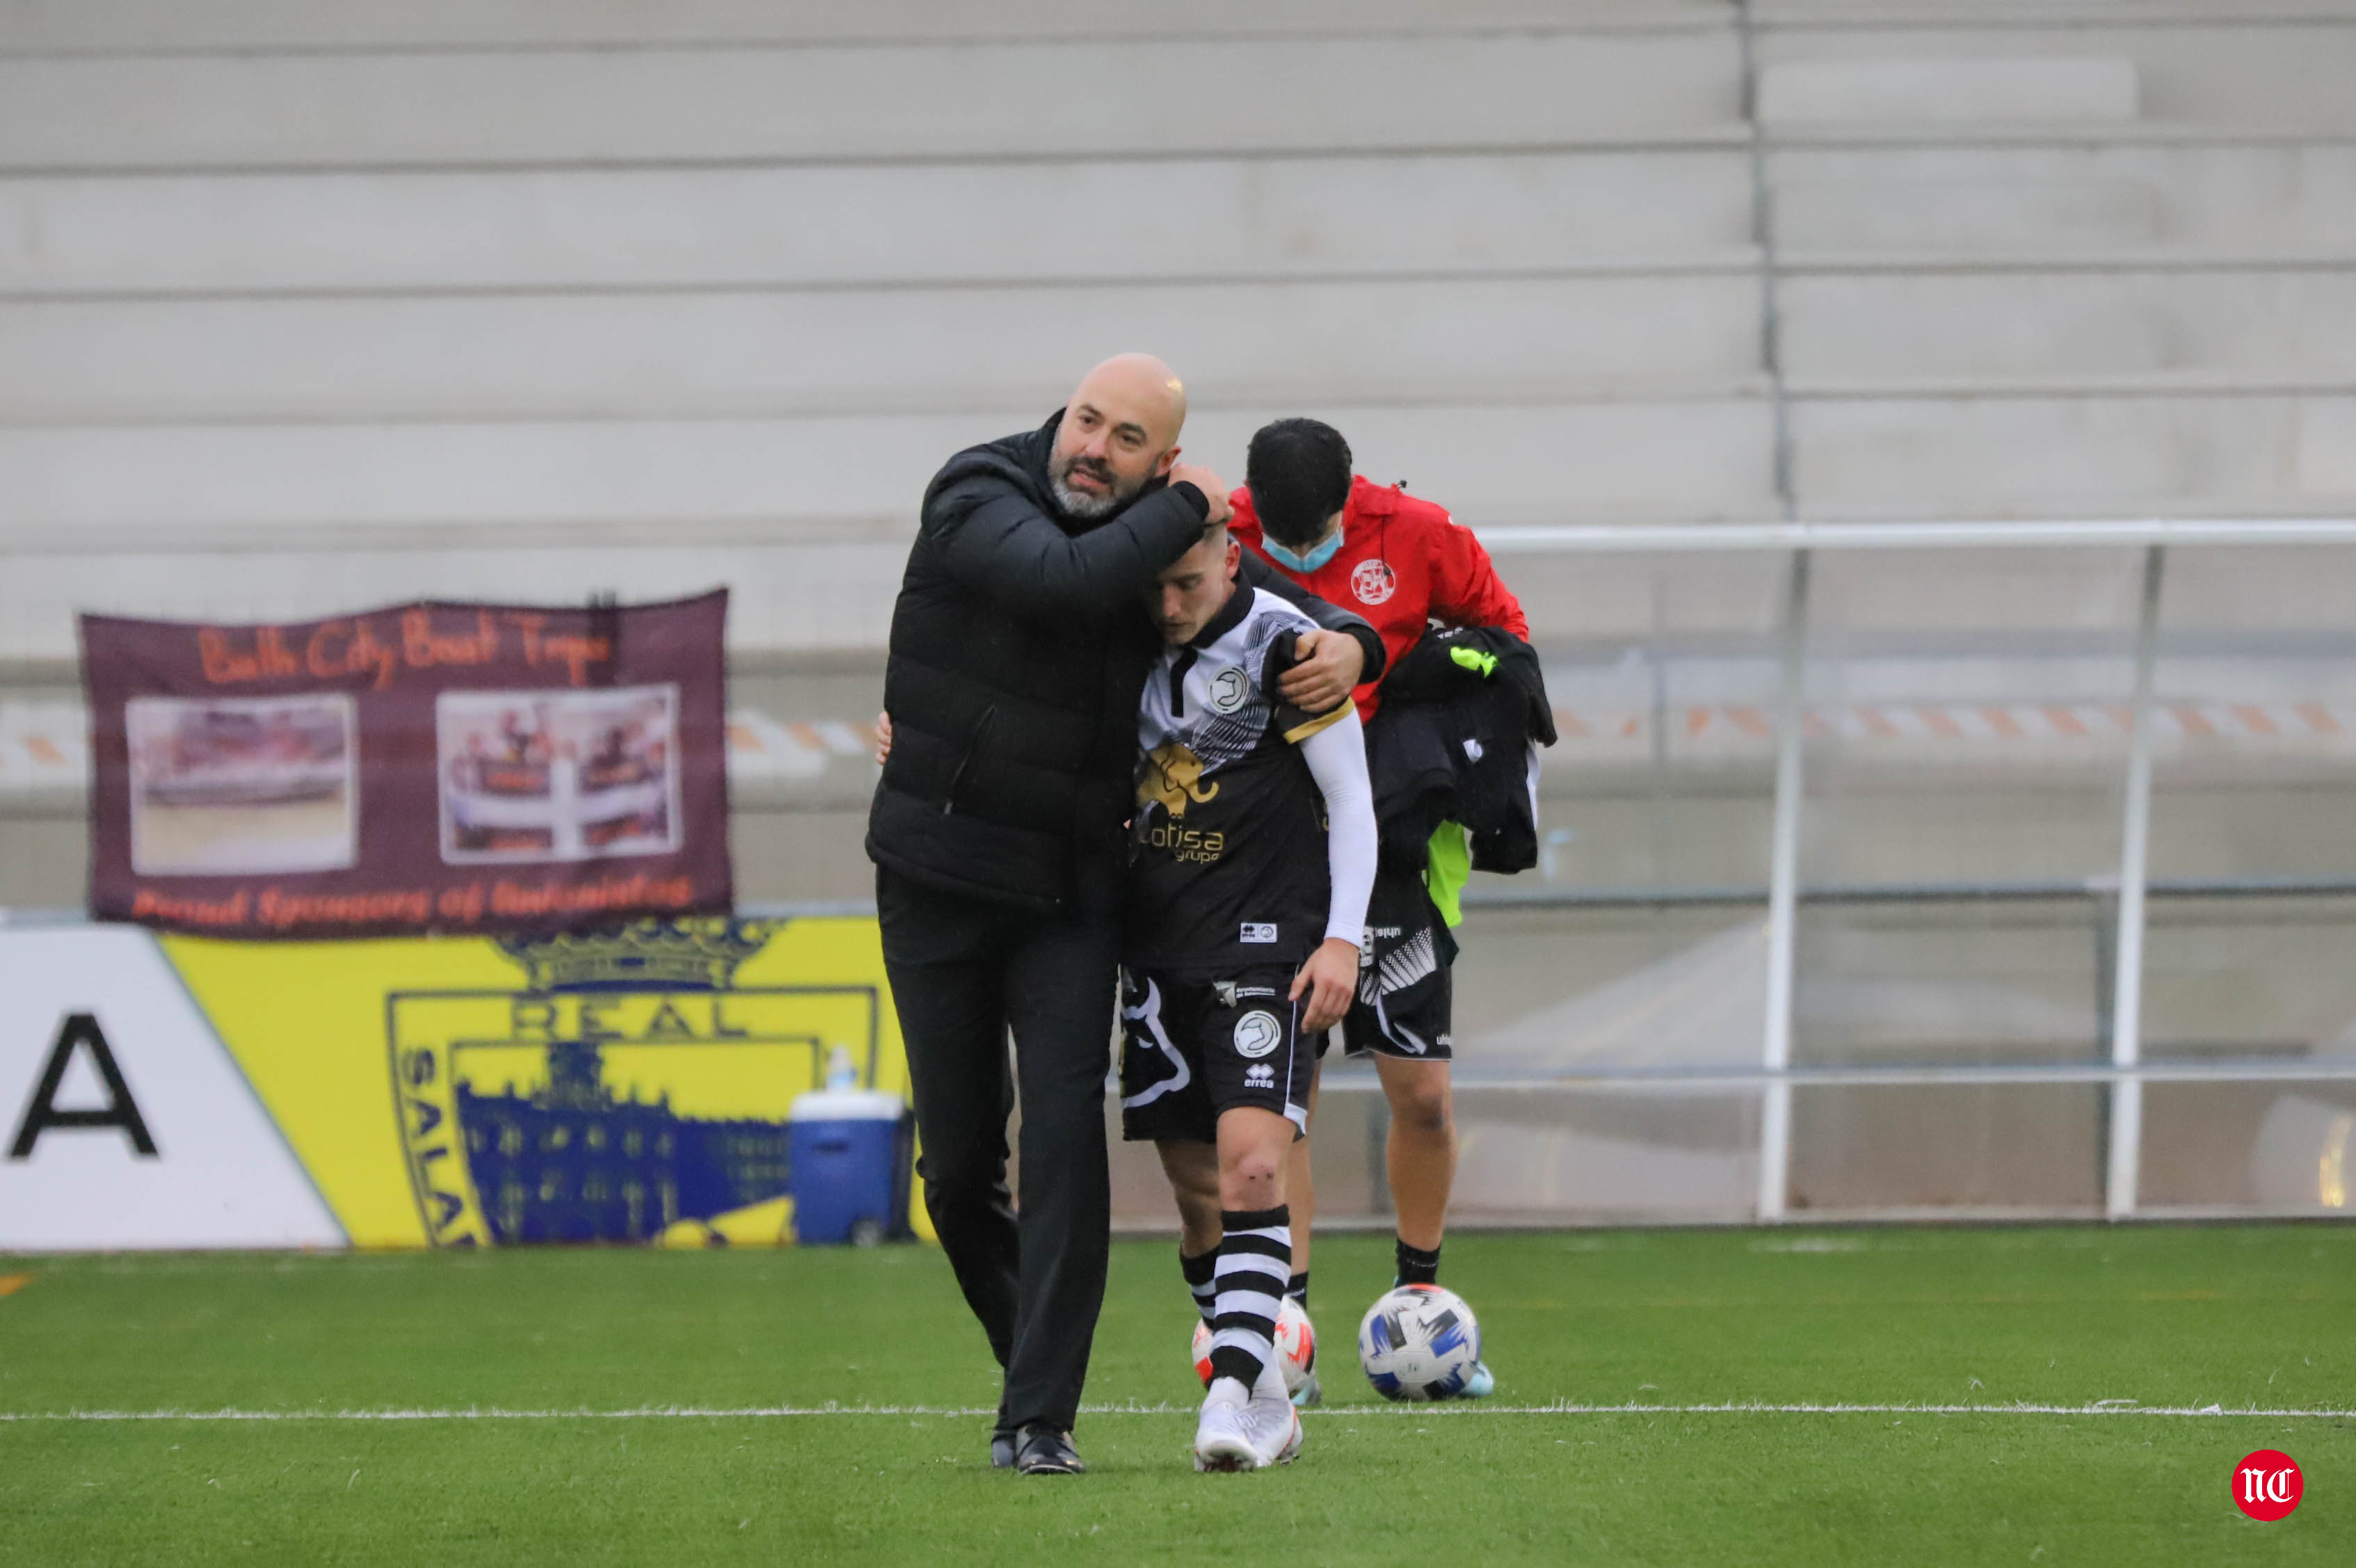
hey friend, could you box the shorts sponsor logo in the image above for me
[1244,1064,1276,1089]
[1351,559,1397,606]
[1240,922,1278,944]
[1208,667,1250,713]
[1233,1011,1283,1059]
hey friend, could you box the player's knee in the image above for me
[1392,1079,1452,1139]
[1218,1148,1285,1207]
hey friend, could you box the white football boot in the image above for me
[1248,1356,1305,1466]
[1193,1384,1260,1473]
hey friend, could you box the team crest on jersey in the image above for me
[1351,558,1397,606]
[1207,666,1251,713]
[1233,1010,1283,1059]
[1138,742,1219,817]
[387,920,882,1248]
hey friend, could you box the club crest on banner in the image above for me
[387,919,881,1248]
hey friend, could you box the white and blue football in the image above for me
[1357,1283,1481,1401]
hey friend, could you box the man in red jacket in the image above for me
[1229,417,1529,1402]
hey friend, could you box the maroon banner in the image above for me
[82,591,732,938]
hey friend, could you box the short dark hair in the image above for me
[1245,418,1353,546]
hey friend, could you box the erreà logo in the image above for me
[387,920,881,1248]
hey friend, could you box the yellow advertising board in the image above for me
[159,917,930,1249]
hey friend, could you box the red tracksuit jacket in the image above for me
[1231,474,1529,721]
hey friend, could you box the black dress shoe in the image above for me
[988,1430,1016,1469]
[1012,1425,1086,1475]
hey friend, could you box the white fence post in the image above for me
[2105,544,2165,1221]
[1756,549,1810,1222]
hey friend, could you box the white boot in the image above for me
[1248,1354,1304,1466]
[1194,1380,1260,1472]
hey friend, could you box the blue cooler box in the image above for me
[787,1088,915,1245]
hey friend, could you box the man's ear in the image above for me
[1224,538,1242,580]
[1155,443,1180,478]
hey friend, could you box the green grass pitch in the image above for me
[1,1226,2348,1565]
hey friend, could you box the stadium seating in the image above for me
[3,1,2355,917]
[3,0,2352,667]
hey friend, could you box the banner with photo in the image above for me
[81,592,730,938]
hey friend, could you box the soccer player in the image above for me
[1119,522,1377,1471]
[1228,417,1532,1402]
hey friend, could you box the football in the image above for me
[1356,1283,1482,1400]
[1190,1297,1317,1395]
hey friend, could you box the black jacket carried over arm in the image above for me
[868,410,1386,911]
[1365,624,1556,875]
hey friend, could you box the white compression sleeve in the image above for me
[1299,705,1377,950]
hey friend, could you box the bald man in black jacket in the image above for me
[868,355,1381,1473]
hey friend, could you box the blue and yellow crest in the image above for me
[387,919,883,1247]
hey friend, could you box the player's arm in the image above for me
[1290,704,1376,1034]
[923,471,1219,619]
[1427,510,1531,640]
[1239,549,1386,709]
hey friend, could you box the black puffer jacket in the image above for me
[867,410,1386,911]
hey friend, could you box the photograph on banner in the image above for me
[81,592,730,938]
[127,694,358,876]
[437,685,681,863]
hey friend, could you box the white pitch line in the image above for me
[3,1401,2350,1423]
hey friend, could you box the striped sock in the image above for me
[1287,1270,1310,1309]
[1180,1247,1218,1324]
[1208,1206,1292,1395]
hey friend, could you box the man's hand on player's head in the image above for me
[1279,628,1363,714]
[1290,936,1361,1035]
[1167,463,1233,526]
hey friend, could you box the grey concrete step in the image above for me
[1778,269,2356,380]
[0,397,1780,544]
[0,33,1745,171]
[0,151,1758,294]
[0,0,1735,53]
[1770,141,2356,253]
[1755,19,2356,129]
[0,273,1768,424]
[1790,392,2356,514]
[1761,56,2140,126]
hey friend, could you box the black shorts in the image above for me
[1330,863,1457,1061]
[1119,966,1314,1144]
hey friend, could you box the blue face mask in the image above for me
[1263,525,1344,574]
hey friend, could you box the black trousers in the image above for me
[876,865,1120,1434]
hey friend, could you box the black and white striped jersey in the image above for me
[1125,584,1363,976]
